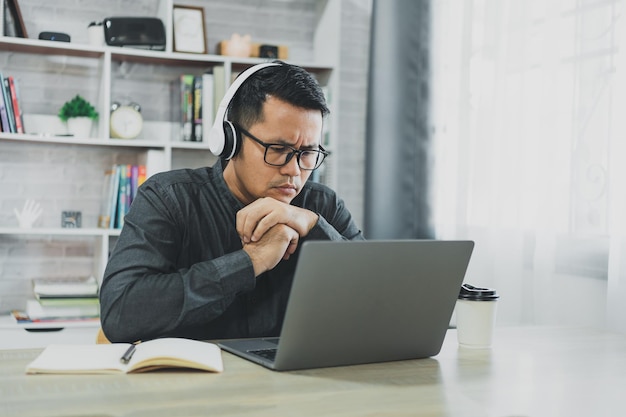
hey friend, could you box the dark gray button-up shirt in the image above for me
[100,161,364,342]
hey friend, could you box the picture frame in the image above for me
[4,0,28,38]
[172,5,207,54]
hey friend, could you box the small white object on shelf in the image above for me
[13,199,43,228]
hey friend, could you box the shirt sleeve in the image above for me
[300,183,365,242]
[99,178,256,343]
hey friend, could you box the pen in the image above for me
[120,344,136,364]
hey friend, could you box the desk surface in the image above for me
[1,326,625,417]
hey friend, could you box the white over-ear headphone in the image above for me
[207,62,281,159]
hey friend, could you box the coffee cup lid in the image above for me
[458,283,499,301]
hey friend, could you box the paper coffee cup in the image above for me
[456,283,499,348]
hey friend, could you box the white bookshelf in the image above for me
[0,315,100,349]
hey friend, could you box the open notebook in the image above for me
[219,239,474,371]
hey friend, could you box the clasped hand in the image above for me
[238,197,318,276]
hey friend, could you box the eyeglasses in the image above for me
[237,125,329,171]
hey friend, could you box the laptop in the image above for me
[218,239,474,371]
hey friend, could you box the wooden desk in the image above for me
[1,326,625,417]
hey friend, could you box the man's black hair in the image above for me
[229,61,330,130]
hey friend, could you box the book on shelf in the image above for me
[11,310,100,325]
[32,276,99,299]
[179,73,212,142]
[130,164,139,203]
[7,76,24,133]
[138,165,147,186]
[0,72,14,133]
[25,338,224,375]
[180,74,194,141]
[212,66,226,122]
[109,165,122,228]
[176,70,221,142]
[98,165,118,228]
[116,164,131,228]
[193,75,203,141]
[0,72,25,133]
[0,78,9,132]
[25,299,99,320]
[36,295,100,306]
[97,164,146,229]
[1,75,14,133]
[13,275,100,327]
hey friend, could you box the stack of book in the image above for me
[176,68,219,142]
[11,276,100,326]
[98,164,147,229]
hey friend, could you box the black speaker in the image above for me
[103,17,165,50]
[259,45,279,59]
[39,32,70,42]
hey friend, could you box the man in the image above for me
[100,62,364,343]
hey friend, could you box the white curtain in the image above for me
[431,0,626,332]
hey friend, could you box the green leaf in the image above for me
[58,95,99,122]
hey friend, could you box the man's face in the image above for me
[223,96,324,205]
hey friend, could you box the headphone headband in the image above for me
[208,62,281,158]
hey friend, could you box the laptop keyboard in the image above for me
[248,348,277,361]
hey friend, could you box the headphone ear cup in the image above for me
[222,121,240,160]
[208,122,226,157]
[208,62,280,158]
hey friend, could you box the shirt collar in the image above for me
[211,159,246,212]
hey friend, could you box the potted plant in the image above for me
[58,95,99,138]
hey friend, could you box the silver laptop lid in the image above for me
[269,239,474,370]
